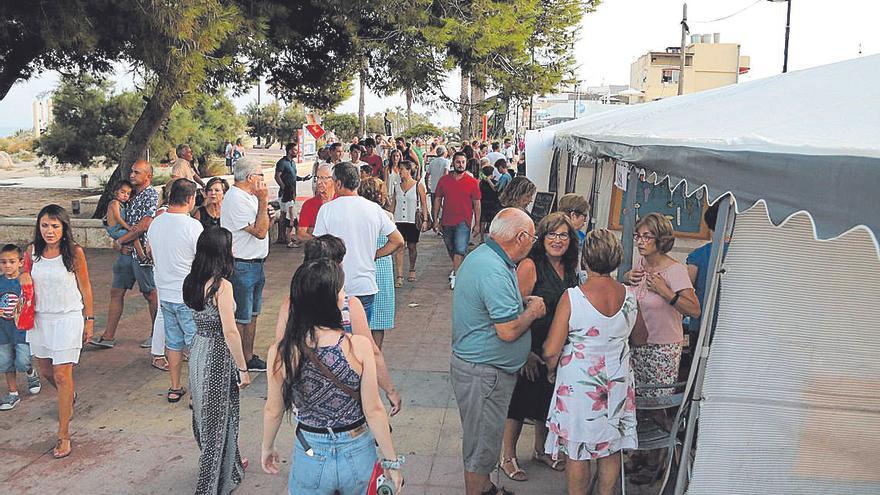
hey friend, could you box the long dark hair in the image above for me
[529,212,579,281]
[33,204,77,272]
[278,259,345,414]
[183,227,234,311]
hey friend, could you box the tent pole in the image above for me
[617,165,640,282]
[586,158,600,234]
[673,195,736,495]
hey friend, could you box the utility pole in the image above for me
[573,81,579,119]
[782,0,791,73]
[678,3,688,96]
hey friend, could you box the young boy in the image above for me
[0,244,40,410]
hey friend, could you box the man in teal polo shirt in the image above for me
[451,208,546,495]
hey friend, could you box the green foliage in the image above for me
[322,113,359,142]
[277,103,306,145]
[400,123,444,140]
[244,101,304,147]
[152,91,244,161]
[37,74,139,168]
[0,132,35,154]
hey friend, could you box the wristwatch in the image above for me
[84,316,95,321]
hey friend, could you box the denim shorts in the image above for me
[442,221,471,256]
[161,301,196,352]
[231,260,265,324]
[111,254,156,294]
[0,343,31,373]
[356,294,375,323]
[289,427,377,495]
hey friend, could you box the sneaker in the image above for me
[89,335,115,348]
[26,369,41,395]
[139,337,152,349]
[247,355,267,372]
[0,392,20,411]
[449,275,456,290]
[449,270,455,280]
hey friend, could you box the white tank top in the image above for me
[32,254,83,314]
[394,181,419,223]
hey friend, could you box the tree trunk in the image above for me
[358,69,366,138]
[405,88,413,132]
[470,82,484,141]
[459,69,470,141]
[92,76,178,219]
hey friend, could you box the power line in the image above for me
[690,0,763,24]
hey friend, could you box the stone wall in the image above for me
[0,217,113,248]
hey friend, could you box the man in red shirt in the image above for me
[296,163,336,242]
[433,151,481,289]
[362,137,385,180]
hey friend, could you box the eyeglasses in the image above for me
[545,232,570,241]
[316,176,333,182]
[520,231,539,243]
[633,233,656,242]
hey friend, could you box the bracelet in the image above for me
[668,293,681,306]
[84,316,95,321]
[380,455,406,470]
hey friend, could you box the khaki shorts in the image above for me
[450,354,518,474]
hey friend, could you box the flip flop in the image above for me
[534,451,566,471]
[167,387,186,403]
[53,438,72,459]
[407,270,417,282]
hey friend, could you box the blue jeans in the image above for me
[160,301,196,351]
[356,294,375,322]
[0,343,31,373]
[442,221,471,256]
[231,261,265,324]
[289,427,377,495]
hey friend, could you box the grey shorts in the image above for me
[450,354,518,474]
[111,254,155,294]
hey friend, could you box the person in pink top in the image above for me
[432,151,481,290]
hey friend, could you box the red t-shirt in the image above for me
[364,154,384,177]
[435,173,481,227]
[298,196,326,228]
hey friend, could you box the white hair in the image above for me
[489,208,532,242]
[233,156,261,182]
[316,163,333,175]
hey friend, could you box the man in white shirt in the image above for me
[224,140,233,174]
[312,162,404,322]
[485,142,506,180]
[221,156,271,371]
[502,138,516,164]
[147,178,203,401]
[425,145,450,206]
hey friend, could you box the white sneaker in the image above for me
[449,275,456,290]
[449,270,455,280]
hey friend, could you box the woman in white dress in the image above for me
[543,229,638,495]
[24,205,94,459]
[390,161,429,287]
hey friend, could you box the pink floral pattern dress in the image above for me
[545,287,639,461]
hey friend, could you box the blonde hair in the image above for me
[358,177,387,208]
[499,176,536,208]
[635,212,675,254]
[582,228,623,275]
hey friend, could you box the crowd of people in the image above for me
[0,130,722,495]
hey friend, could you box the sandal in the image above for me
[151,356,170,372]
[534,450,566,471]
[287,240,301,249]
[394,276,404,288]
[481,483,515,495]
[53,437,72,459]
[407,270,417,282]
[499,455,528,482]
[167,387,186,403]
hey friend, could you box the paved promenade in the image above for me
[0,235,658,494]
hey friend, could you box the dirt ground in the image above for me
[0,187,100,218]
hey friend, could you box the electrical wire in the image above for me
[690,0,764,24]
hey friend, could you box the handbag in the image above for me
[14,247,35,330]
[414,184,430,232]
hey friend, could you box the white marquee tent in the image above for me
[540,55,880,494]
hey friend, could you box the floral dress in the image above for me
[545,287,639,461]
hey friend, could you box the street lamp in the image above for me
[768,0,791,73]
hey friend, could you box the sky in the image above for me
[1,0,877,132]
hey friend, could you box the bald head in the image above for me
[129,160,154,190]
[489,208,535,262]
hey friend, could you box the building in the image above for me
[524,85,628,129]
[629,33,750,102]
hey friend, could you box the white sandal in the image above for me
[499,455,528,481]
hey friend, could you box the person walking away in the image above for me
[432,151,481,290]
[274,143,311,248]
[148,179,204,402]
[91,161,159,357]
[193,177,228,230]
[221,156,272,372]
[486,142,506,178]
[358,178,396,349]
[478,163,500,244]
[224,140,234,174]
[183,227,252,494]
[272,235,403,415]
[232,139,245,168]
[312,162,403,323]
[543,229,639,495]
[0,244,41,411]
[295,164,336,243]
[425,145,450,207]
[451,208,546,495]
[24,205,94,458]
[391,161,430,286]
[557,194,589,247]
[104,180,149,263]
[261,259,404,494]
[623,212,700,483]
[500,213,580,482]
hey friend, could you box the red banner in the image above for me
[306,124,325,140]
[481,115,488,141]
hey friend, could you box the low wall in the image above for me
[0,217,113,248]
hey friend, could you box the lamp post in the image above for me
[768,0,791,73]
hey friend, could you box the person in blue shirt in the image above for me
[0,244,41,411]
[686,199,730,344]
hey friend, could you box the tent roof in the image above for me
[553,54,880,242]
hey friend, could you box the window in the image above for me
[661,69,680,84]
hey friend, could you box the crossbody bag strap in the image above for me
[303,345,360,402]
